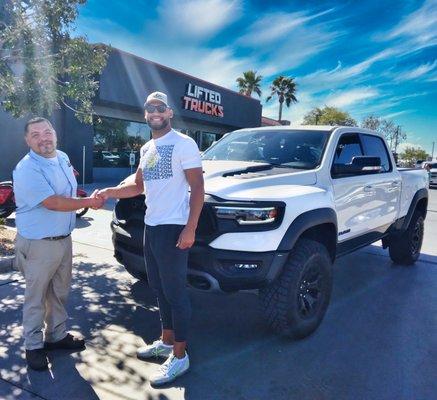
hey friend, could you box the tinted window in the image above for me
[333,133,363,165]
[362,134,391,172]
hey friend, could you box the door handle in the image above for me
[391,180,401,187]
[364,185,373,192]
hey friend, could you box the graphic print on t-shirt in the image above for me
[144,144,174,181]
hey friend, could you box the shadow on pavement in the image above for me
[0,260,162,399]
[75,216,94,229]
[1,247,436,399]
[3,215,15,229]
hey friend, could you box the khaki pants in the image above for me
[15,234,73,350]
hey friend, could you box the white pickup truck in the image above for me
[111,125,429,339]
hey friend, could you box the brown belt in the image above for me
[42,234,71,241]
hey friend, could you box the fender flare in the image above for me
[399,188,428,231]
[277,208,338,251]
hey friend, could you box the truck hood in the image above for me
[202,160,318,200]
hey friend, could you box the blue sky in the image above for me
[75,0,437,155]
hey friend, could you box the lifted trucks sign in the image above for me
[182,83,224,118]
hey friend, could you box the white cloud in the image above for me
[388,92,429,103]
[375,0,437,59]
[298,49,396,92]
[76,4,344,91]
[157,0,242,39]
[385,0,437,45]
[348,91,429,119]
[174,47,248,87]
[375,92,429,111]
[396,60,437,81]
[238,8,335,46]
[74,1,435,143]
[264,26,344,75]
[381,109,415,119]
[75,17,251,88]
[325,87,379,108]
[237,8,344,76]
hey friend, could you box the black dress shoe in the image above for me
[26,349,48,371]
[45,333,85,350]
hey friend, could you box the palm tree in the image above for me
[236,70,263,97]
[266,76,297,122]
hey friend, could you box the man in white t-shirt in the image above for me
[97,91,204,386]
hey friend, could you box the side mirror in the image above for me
[332,156,381,177]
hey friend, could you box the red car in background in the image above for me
[0,169,88,218]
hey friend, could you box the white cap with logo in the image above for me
[144,91,169,107]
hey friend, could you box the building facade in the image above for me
[0,48,262,183]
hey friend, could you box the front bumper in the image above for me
[111,221,289,292]
[188,245,289,291]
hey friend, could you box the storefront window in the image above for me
[93,116,151,168]
[177,128,198,142]
[200,132,218,151]
[176,128,222,150]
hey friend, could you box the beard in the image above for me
[146,117,170,131]
[39,141,56,156]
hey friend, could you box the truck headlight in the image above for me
[213,206,278,225]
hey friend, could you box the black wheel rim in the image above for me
[411,219,423,256]
[297,262,323,319]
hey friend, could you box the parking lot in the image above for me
[0,187,436,400]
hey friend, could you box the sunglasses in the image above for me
[145,104,168,113]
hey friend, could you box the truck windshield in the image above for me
[202,129,330,169]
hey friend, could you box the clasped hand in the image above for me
[89,189,106,210]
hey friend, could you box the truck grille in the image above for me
[196,203,218,239]
[113,194,283,246]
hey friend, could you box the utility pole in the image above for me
[432,141,435,160]
[393,126,400,154]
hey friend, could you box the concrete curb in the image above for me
[0,255,15,274]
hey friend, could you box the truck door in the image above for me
[331,132,373,241]
[360,133,400,232]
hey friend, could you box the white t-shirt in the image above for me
[139,129,202,226]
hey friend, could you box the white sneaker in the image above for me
[150,353,190,386]
[137,340,173,360]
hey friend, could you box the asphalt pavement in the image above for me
[0,188,436,400]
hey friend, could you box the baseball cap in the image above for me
[144,91,169,107]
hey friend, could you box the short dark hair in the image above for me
[24,117,53,135]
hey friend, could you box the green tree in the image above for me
[266,75,297,122]
[390,125,407,153]
[0,0,108,124]
[361,115,406,152]
[361,115,381,131]
[400,146,429,164]
[236,70,262,97]
[303,106,356,126]
[93,116,130,150]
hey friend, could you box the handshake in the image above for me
[87,188,112,210]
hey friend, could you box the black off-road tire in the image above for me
[389,211,424,265]
[259,238,333,339]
